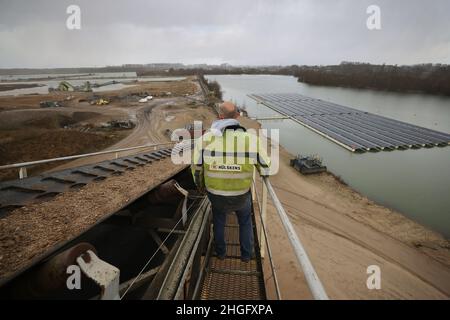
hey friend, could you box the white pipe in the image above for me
[260,179,268,258]
[262,176,329,300]
[251,116,290,121]
[252,179,282,300]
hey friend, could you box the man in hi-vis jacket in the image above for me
[192,101,271,262]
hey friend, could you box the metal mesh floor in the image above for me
[200,214,266,300]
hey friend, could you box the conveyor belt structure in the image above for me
[0,148,173,216]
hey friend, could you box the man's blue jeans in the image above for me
[207,192,254,260]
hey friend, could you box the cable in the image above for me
[120,198,201,299]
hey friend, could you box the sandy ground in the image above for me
[258,150,450,299]
[50,77,215,169]
[239,115,450,299]
[0,77,210,179]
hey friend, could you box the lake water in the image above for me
[0,73,186,96]
[0,72,138,81]
[206,74,450,238]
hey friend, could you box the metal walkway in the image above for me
[250,93,450,153]
[0,148,173,216]
[200,213,266,300]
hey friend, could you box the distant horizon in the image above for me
[0,61,448,71]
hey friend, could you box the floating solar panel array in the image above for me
[249,93,450,153]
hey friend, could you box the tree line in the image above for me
[147,63,450,96]
[198,74,223,100]
[293,63,450,96]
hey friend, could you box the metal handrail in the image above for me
[250,116,290,121]
[252,179,282,300]
[261,176,329,300]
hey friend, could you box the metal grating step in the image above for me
[200,212,266,300]
[201,257,265,300]
[211,256,258,272]
[226,243,241,258]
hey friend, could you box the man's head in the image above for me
[218,101,239,119]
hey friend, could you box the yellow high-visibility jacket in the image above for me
[191,124,271,196]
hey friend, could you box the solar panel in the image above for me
[249,93,450,153]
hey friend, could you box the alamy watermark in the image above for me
[66,265,81,290]
[66,5,81,30]
[366,265,381,290]
[66,4,380,31]
[366,5,381,30]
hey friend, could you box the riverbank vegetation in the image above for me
[198,74,223,100]
[293,62,450,96]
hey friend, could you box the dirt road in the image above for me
[52,96,217,170]
[0,79,193,179]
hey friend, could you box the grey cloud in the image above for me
[0,0,449,67]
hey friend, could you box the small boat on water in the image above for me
[290,154,327,175]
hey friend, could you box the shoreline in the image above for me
[240,116,450,299]
[323,170,449,242]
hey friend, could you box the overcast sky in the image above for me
[0,0,449,68]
